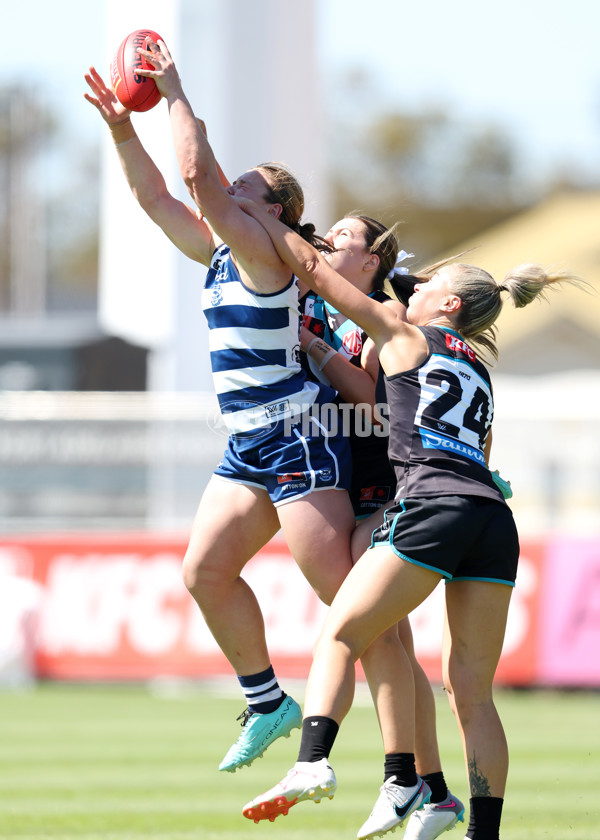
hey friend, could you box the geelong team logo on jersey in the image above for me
[210,282,223,306]
[342,328,363,356]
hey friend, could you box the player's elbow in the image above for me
[179,155,210,198]
[134,185,171,224]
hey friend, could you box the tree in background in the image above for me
[2,71,592,316]
[326,68,541,261]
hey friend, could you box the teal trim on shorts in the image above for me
[379,501,451,580]
[449,575,515,587]
[389,546,452,579]
[369,498,408,549]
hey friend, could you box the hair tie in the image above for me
[387,249,414,280]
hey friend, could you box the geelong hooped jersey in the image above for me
[203,244,320,436]
[385,325,504,501]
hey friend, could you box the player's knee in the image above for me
[446,671,493,725]
[313,620,363,664]
[181,552,215,599]
[443,677,458,719]
[181,553,200,595]
[300,564,348,606]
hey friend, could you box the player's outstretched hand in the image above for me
[135,38,183,101]
[84,66,131,125]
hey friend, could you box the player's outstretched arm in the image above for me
[137,40,290,278]
[84,66,214,265]
[238,198,405,348]
[196,118,230,189]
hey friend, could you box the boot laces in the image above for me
[236,708,253,728]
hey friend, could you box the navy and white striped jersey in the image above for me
[203,244,320,437]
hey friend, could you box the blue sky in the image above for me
[5,0,600,185]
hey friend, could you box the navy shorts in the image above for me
[214,414,352,507]
[370,495,520,585]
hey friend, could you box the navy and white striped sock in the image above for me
[238,666,285,714]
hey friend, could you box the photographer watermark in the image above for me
[283,401,390,438]
[206,398,391,440]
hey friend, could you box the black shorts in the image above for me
[350,437,396,519]
[349,445,396,520]
[370,495,520,586]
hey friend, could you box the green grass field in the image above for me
[1,682,598,839]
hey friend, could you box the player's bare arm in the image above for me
[237,197,421,350]
[136,40,289,290]
[84,66,214,265]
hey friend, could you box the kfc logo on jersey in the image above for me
[446,333,476,362]
[210,283,223,306]
[342,329,363,356]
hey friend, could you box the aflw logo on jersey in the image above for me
[446,333,475,362]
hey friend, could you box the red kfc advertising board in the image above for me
[1,532,598,687]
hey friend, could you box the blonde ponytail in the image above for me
[501,263,584,308]
[450,263,585,362]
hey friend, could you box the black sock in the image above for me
[465,796,503,840]
[297,716,339,762]
[383,752,418,787]
[421,771,448,803]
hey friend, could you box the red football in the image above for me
[110,29,164,113]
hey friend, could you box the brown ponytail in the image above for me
[257,162,326,249]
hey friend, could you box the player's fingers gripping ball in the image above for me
[110,29,164,112]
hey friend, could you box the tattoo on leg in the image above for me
[468,754,491,796]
